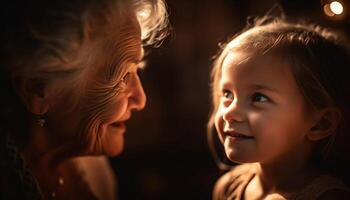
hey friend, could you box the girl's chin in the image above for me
[225,154,257,164]
[223,136,258,163]
[224,148,257,164]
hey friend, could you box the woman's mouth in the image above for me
[110,121,125,129]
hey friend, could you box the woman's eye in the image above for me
[112,72,131,92]
[222,90,233,99]
[121,72,131,84]
[252,92,269,103]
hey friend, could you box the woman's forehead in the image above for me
[103,27,143,61]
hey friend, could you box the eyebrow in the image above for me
[137,60,146,70]
[249,83,279,93]
[135,48,146,69]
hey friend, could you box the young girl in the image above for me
[208,18,350,200]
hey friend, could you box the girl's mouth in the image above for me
[225,131,254,139]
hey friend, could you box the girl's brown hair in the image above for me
[208,18,350,185]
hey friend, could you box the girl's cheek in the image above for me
[248,111,274,138]
[215,109,225,141]
[248,112,261,127]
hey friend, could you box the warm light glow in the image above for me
[323,4,335,16]
[330,1,344,15]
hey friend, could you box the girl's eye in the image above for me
[251,92,269,103]
[222,90,233,99]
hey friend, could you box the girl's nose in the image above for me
[128,74,146,111]
[222,100,245,123]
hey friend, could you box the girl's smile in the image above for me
[223,121,254,139]
[210,19,350,199]
[224,130,255,139]
[215,52,319,164]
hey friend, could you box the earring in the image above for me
[37,115,46,127]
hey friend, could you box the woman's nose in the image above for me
[128,74,146,111]
[222,100,245,123]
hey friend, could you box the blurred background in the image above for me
[110,0,350,199]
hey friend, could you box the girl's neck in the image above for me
[256,160,321,193]
[251,143,322,196]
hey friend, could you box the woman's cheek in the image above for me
[101,94,129,123]
[84,98,128,154]
[75,100,108,154]
[76,109,104,155]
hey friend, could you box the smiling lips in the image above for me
[224,131,254,139]
[110,121,125,128]
[110,115,131,128]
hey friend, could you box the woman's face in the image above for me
[47,13,146,157]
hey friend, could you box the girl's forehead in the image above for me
[222,49,289,70]
[220,51,294,85]
[222,51,252,69]
[221,49,262,75]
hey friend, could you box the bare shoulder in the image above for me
[213,170,234,200]
[213,164,256,200]
[213,170,234,196]
[317,189,350,200]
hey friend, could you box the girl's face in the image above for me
[214,52,318,164]
[46,13,146,157]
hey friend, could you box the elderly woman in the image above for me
[0,0,168,199]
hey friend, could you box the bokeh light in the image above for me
[330,1,344,15]
[323,1,344,17]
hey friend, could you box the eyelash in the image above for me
[221,90,271,104]
[251,92,270,103]
[222,89,233,99]
[121,72,131,84]
[111,72,131,93]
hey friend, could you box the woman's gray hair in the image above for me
[0,0,169,198]
[0,0,170,142]
[134,0,169,46]
[1,0,169,111]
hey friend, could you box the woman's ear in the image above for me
[307,107,341,141]
[12,77,50,115]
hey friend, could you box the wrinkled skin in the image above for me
[20,10,147,200]
[45,12,146,161]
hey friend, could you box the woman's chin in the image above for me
[103,139,124,156]
[98,124,126,156]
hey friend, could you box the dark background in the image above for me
[111,0,350,199]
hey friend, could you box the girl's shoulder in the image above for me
[317,189,350,200]
[289,174,350,200]
[213,163,257,200]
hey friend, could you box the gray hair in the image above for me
[0,0,169,139]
